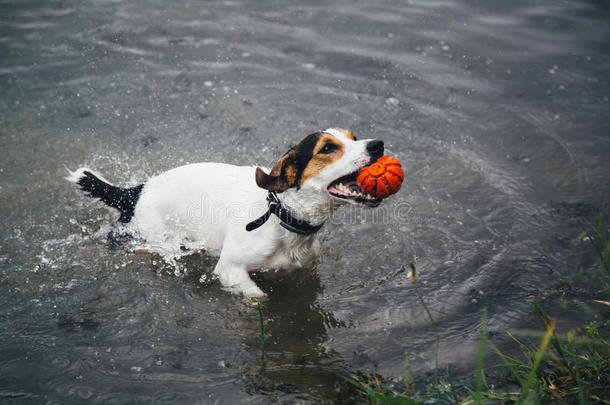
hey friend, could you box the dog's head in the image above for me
[255,128,384,208]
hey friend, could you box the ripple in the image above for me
[67,385,93,400]
[51,357,70,368]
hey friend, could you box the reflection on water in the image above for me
[243,269,359,402]
[1,0,610,402]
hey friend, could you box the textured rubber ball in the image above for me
[356,155,404,199]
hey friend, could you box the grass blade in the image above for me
[516,319,556,404]
[409,262,440,403]
[474,310,487,405]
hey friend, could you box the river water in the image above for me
[1,0,609,403]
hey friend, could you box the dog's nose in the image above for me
[366,140,384,160]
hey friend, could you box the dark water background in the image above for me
[1,0,609,403]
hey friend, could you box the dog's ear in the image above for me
[255,150,297,192]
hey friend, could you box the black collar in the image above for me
[245,192,324,235]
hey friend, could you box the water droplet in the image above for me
[385,97,400,106]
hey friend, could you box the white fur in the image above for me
[66,167,112,185]
[69,128,378,298]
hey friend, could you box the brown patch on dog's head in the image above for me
[298,132,345,186]
[335,128,356,140]
[255,150,297,192]
[256,130,349,191]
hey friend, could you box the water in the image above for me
[1,0,609,402]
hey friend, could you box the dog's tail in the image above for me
[66,168,144,223]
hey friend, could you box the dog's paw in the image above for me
[242,287,268,306]
[242,285,267,299]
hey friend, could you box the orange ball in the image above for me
[357,155,404,199]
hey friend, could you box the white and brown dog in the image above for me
[67,128,385,298]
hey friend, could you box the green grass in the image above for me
[409,262,441,403]
[346,214,610,404]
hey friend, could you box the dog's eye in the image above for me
[319,143,338,154]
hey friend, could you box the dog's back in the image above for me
[135,163,267,253]
[68,163,268,255]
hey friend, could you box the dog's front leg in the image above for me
[213,254,265,298]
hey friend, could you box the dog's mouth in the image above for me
[327,172,382,208]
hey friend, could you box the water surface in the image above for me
[1,0,609,403]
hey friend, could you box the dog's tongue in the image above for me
[328,182,359,196]
[328,180,376,201]
[347,182,361,193]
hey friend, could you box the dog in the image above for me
[67,128,385,298]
